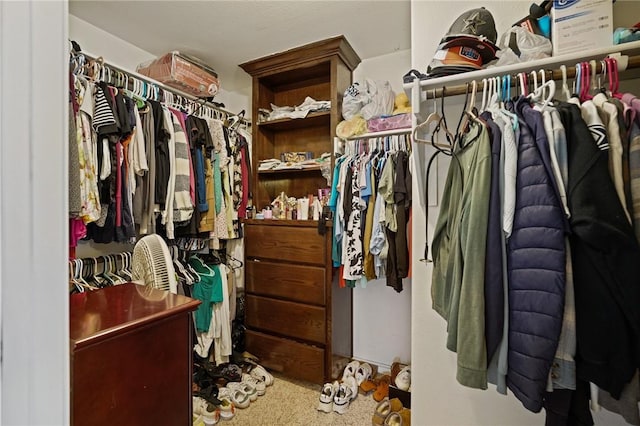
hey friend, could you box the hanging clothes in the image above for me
[431,120,491,390]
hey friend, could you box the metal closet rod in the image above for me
[77,50,252,126]
[424,55,640,99]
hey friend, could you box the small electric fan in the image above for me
[131,234,178,294]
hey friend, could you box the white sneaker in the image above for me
[342,360,360,381]
[242,373,266,396]
[227,381,258,402]
[395,366,411,391]
[216,396,236,420]
[250,364,274,386]
[333,383,353,414]
[317,381,338,413]
[218,386,250,409]
[192,396,220,424]
[343,375,359,401]
[355,362,373,386]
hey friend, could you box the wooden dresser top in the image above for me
[70,283,200,349]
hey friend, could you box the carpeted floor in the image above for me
[221,373,379,426]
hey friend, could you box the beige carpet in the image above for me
[221,373,379,426]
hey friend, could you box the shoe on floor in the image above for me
[399,408,411,426]
[389,397,403,413]
[360,378,377,395]
[317,381,338,413]
[218,386,250,409]
[343,375,358,401]
[384,411,403,426]
[216,396,236,420]
[249,364,274,386]
[394,366,411,391]
[242,373,266,396]
[333,383,353,415]
[193,396,220,425]
[342,360,360,381]
[372,397,391,425]
[373,375,391,402]
[355,362,373,386]
[227,381,258,402]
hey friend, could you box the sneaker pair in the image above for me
[219,384,252,409]
[316,377,358,415]
[342,360,373,386]
[242,373,266,396]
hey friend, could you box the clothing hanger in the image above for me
[189,255,216,277]
[480,78,488,112]
[530,70,539,96]
[560,65,571,101]
[608,57,622,99]
[573,63,581,97]
[454,82,482,149]
[413,88,448,148]
[518,72,528,96]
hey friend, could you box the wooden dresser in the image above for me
[243,219,351,384]
[70,283,200,426]
[240,36,360,385]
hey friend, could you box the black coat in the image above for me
[557,102,640,399]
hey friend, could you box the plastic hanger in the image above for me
[573,63,582,99]
[608,57,622,99]
[518,72,528,96]
[530,70,539,95]
[560,65,571,101]
[480,78,488,112]
[413,88,452,149]
[189,255,216,277]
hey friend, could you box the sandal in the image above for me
[372,397,391,425]
[384,411,403,426]
[202,362,243,382]
[373,375,391,402]
[360,378,377,395]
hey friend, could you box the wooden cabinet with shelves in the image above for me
[239,36,360,384]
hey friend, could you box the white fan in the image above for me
[132,234,178,294]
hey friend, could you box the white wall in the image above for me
[410,1,638,425]
[351,49,413,369]
[1,1,69,424]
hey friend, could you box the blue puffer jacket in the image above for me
[507,98,567,413]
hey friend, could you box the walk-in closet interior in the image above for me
[3,1,640,425]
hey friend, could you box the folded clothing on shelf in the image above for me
[367,113,412,133]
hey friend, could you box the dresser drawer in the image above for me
[245,295,326,344]
[245,329,324,384]
[245,224,325,265]
[246,259,325,305]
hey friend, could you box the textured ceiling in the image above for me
[69,0,411,92]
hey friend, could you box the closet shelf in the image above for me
[242,218,331,227]
[257,165,323,174]
[345,128,412,140]
[405,40,640,112]
[257,111,331,130]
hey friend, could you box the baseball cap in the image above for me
[427,8,499,77]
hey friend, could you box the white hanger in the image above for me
[539,69,547,100]
[530,70,538,94]
[560,65,571,100]
[481,78,488,112]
